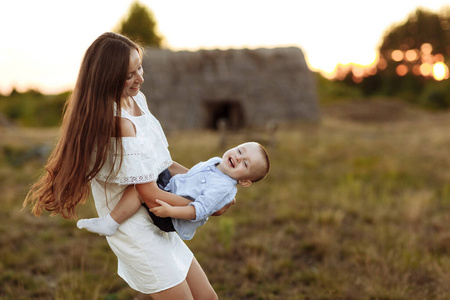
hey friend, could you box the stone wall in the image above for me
[141,47,319,130]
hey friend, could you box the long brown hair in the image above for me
[23,32,143,219]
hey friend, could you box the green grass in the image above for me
[1,101,450,299]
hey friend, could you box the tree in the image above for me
[116,1,163,47]
[377,7,450,81]
[348,7,450,107]
[379,8,450,56]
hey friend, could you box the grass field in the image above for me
[1,99,450,299]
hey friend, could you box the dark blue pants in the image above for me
[142,169,176,232]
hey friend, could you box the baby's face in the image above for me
[218,142,265,182]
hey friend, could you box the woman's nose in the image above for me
[136,71,144,83]
[138,73,144,83]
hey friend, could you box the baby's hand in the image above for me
[150,199,173,218]
[212,198,236,216]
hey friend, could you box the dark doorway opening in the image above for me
[203,100,245,130]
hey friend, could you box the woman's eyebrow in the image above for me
[128,62,142,74]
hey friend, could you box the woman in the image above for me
[23,32,218,299]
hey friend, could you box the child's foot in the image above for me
[77,214,119,236]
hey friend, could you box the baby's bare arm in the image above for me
[150,199,196,220]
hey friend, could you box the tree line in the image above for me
[333,7,450,109]
[2,3,450,127]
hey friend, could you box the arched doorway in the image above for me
[203,100,245,130]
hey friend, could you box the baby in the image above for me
[77,142,270,240]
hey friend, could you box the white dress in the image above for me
[90,91,193,294]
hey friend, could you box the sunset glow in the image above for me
[0,0,449,94]
[319,40,449,83]
[353,42,450,81]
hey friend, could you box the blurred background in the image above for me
[1,1,450,299]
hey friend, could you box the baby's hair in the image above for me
[252,143,270,183]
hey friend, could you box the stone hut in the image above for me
[141,47,319,131]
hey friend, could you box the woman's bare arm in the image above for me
[135,161,190,208]
[168,161,189,176]
[135,181,191,209]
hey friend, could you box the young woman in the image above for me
[23,32,219,300]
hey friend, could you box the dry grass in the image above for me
[1,99,450,299]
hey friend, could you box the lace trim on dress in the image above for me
[96,159,173,185]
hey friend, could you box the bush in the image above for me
[316,73,363,104]
[418,81,450,109]
[0,90,68,127]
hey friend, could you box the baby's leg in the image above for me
[77,185,142,236]
[110,185,142,223]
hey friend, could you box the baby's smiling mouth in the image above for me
[229,157,235,168]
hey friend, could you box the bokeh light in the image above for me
[376,42,448,82]
[432,62,449,81]
[377,57,388,70]
[434,53,444,62]
[367,66,377,76]
[405,49,419,62]
[421,54,434,64]
[420,63,433,77]
[391,50,404,62]
[421,43,433,55]
[328,41,448,82]
[352,66,364,78]
[412,64,421,76]
[396,64,408,76]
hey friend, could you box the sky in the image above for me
[0,0,448,94]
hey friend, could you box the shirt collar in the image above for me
[206,157,238,185]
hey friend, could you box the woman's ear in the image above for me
[238,179,252,187]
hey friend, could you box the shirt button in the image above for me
[201,179,206,183]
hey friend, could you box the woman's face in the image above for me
[121,49,144,101]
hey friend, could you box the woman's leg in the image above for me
[150,280,194,300]
[150,257,217,300]
[186,257,218,300]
